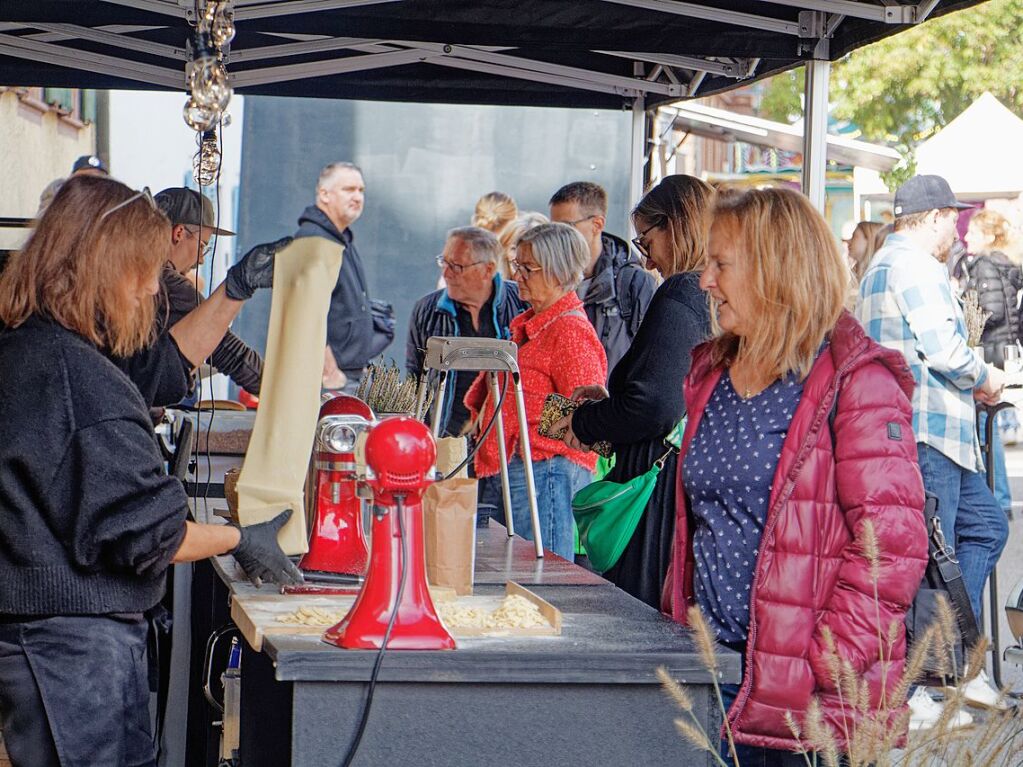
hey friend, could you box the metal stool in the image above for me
[977,400,1014,688]
[419,336,544,558]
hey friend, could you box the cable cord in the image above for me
[441,371,509,481]
[339,494,410,767]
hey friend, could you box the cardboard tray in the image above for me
[231,582,561,652]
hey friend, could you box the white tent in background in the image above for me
[915,92,1023,198]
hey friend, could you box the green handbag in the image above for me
[571,419,685,573]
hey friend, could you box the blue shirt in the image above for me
[856,233,987,470]
[683,370,804,643]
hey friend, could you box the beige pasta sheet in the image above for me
[235,236,344,554]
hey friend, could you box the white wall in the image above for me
[109,89,245,400]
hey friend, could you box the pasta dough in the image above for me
[437,594,549,630]
[276,606,344,626]
[235,237,344,554]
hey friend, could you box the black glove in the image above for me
[224,236,293,301]
[230,509,304,587]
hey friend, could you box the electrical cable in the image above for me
[441,370,509,481]
[339,494,410,767]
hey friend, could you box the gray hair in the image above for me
[517,222,590,291]
[317,161,363,191]
[499,211,549,252]
[446,226,502,265]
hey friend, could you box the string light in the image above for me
[183,2,234,131]
[193,128,221,187]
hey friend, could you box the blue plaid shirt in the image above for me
[856,233,988,471]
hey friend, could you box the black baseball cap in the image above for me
[71,155,107,174]
[893,175,972,217]
[154,187,235,236]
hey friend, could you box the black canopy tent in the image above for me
[0,0,983,205]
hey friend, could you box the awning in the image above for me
[665,101,902,171]
[0,1,984,110]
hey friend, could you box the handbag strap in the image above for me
[653,416,686,469]
[924,494,982,647]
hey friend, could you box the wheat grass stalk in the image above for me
[657,666,732,767]
[684,606,740,765]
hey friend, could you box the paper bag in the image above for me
[436,436,469,479]
[422,478,478,596]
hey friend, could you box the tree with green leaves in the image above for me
[758,0,1023,185]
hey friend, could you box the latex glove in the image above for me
[570,384,609,403]
[224,236,293,301]
[231,509,304,587]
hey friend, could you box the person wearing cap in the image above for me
[856,174,1011,724]
[295,162,394,393]
[155,187,265,397]
[35,155,109,216]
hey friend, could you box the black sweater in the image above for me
[0,316,188,615]
[573,272,709,448]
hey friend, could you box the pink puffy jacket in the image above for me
[664,311,928,750]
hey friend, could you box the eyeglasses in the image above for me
[631,220,661,257]
[564,214,596,227]
[184,226,213,257]
[100,186,156,221]
[436,255,486,275]
[509,259,543,279]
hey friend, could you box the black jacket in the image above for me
[961,250,1023,366]
[161,265,263,395]
[581,233,656,377]
[0,316,187,615]
[295,206,388,372]
[406,274,527,435]
[572,272,709,607]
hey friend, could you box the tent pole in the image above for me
[630,95,646,211]
[801,58,830,211]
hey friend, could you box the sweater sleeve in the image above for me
[61,418,189,581]
[572,287,705,446]
[808,362,928,690]
[406,299,427,377]
[549,320,608,399]
[210,331,264,395]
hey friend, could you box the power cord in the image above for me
[339,494,410,767]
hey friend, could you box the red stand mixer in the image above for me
[323,417,455,650]
[295,394,374,583]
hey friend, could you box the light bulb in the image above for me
[210,2,236,48]
[183,96,216,132]
[193,129,221,187]
[188,57,231,112]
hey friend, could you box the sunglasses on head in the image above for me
[100,187,156,221]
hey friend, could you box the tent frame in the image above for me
[1,0,953,208]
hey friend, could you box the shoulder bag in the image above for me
[571,418,685,573]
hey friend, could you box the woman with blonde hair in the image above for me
[496,211,549,279]
[845,219,885,281]
[472,191,518,234]
[667,187,927,760]
[0,175,298,765]
[552,174,713,606]
[962,208,1022,367]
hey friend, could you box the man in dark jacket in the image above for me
[549,181,655,377]
[295,162,393,393]
[406,226,527,436]
[155,187,263,396]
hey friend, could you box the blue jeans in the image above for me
[478,455,590,560]
[978,410,1012,513]
[916,443,1009,619]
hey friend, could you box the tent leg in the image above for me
[801,59,830,212]
[629,95,646,211]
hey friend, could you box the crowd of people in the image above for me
[0,154,1018,764]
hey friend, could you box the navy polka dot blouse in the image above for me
[683,369,804,644]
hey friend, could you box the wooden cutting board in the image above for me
[231,582,560,651]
